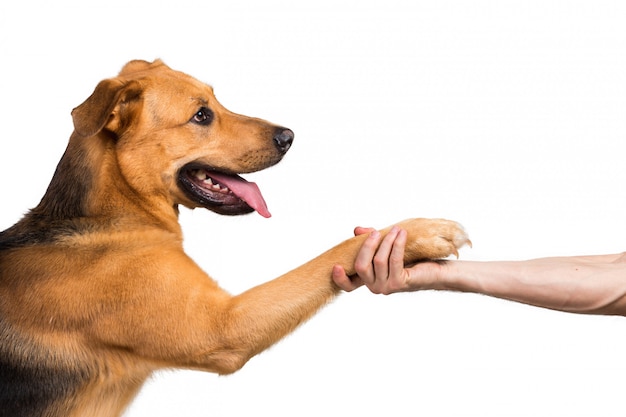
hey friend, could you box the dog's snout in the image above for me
[273,128,294,154]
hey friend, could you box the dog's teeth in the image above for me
[192,171,230,193]
[194,170,208,180]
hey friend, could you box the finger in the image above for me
[354,230,381,284]
[372,226,401,285]
[388,228,407,283]
[354,226,375,236]
[332,264,363,292]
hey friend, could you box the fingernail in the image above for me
[370,230,380,239]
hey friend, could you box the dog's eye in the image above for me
[191,107,214,125]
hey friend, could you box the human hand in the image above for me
[332,226,446,294]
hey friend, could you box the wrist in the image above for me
[411,261,453,291]
[431,260,470,292]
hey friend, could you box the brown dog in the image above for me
[0,59,470,417]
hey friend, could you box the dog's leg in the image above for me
[206,218,469,373]
[85,219,467,376]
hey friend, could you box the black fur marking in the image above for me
[33,141,92,221]
[0,139,94,251]
[0,323,90,417]
[0,220,83,251]
[0,359,78,417]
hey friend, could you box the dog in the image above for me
[0,59,470,417]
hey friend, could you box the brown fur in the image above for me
[0,59,470,417]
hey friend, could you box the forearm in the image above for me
[438,253,626,315]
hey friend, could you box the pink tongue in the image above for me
[207,171,271,218]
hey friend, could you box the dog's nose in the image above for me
[273,128,294,154]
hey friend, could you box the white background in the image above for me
[2,1,626,416]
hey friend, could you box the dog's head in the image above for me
[70,59,293,218]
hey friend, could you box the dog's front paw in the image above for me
[395,218,471,262]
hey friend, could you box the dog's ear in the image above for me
[119,59,165,76]
[71,79,142,138]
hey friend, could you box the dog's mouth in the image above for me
[177,165,271,218]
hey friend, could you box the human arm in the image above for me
[332,227,626,315]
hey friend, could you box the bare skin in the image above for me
[332,226,626,315]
